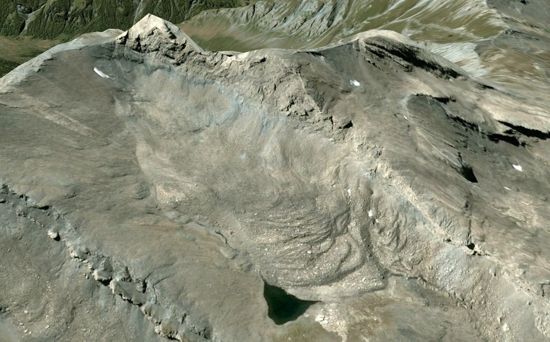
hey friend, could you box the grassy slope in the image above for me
[0,35,57,77]
[0,0,249,76]
[0,0,250,39]
[181,0,504,52]
[0,58,19,77]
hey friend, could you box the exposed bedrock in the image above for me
[0,15,549,341]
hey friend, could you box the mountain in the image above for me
[183,0,550,118]
[1,2,550,342]
[0,0,249,77]
[184,0,505,49]
[0,0,248,38]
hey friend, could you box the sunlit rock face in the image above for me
[0,2,550,341]
[185,0,550,128]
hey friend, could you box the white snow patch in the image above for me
[47,230,59,240]
[368,209,375,218]
[512,164,523,172]
[350,79,361,87]
[93,67,111,79]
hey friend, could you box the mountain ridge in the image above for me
[1,14,549,341]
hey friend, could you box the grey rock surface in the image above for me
[0,7,549,342]
[184,0,550,130]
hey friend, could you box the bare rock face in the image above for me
[1,13,550,342]
[117,14,204,55]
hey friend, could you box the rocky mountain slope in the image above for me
[185,0,504,49]
[0,0,248,77]
[185,0,550,110]
[0,0,247,38]
[1,1,550,341]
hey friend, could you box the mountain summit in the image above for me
[1,3,550,342]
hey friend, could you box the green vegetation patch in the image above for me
[0,0,251,39]
[0,57,19,77]
[0,35,57,77]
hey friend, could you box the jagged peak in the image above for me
[117,14,203,53]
